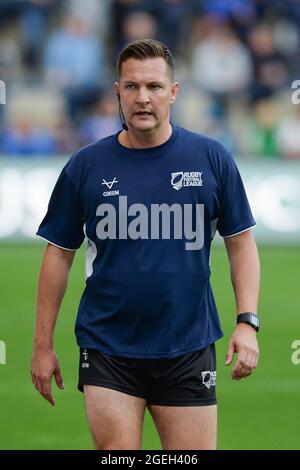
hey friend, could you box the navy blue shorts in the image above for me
[78,344,217,406]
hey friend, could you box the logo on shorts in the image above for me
[82,348,89,368]
[171,171,203,190]
[201,370,216,389]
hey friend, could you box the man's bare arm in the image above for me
[30,243,76,405]
[224,229,260,380]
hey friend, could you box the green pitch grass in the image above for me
[0,243,299,449]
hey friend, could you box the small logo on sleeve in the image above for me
[171,171,203,190]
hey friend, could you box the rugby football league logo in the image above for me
[201,370,216,389]
[171,171,203,190]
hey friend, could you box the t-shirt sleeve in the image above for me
[36,166,85,250]
[216,152,256,237]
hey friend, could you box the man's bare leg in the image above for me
[147,404,217,450]
[84,385,147,450]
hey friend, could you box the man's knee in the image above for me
[90,422,143,450]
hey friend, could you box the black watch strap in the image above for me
[236,312,260,332]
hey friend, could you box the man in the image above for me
[31,39,260,450]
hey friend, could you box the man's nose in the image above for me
[136,87,150,103]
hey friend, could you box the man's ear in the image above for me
[114,82,119,97]
[170,82,179,104]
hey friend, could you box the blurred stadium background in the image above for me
[0,0,300,450]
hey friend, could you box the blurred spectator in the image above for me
[277,106,300,159]
[1,118,56,156]
[247,24,289,102]
[200,0,256,20]
[111,0,193,58]
[273,18,300,77]
[44,14,104,121]
[111,0,156,54]
[192,20,252,114]
[154,0,194,56]
[44,15,103,88]
[0,1,22,24]
[234,99,281,157]
[173,80,236,152]
[79,91,120,146]
[201,106,236,153]
[120,10,158,50]
[1,84,63,156]
[66,0,110,40]
[52,116,80,154]
[195,0,257,42]
[0,27,21,82]
[18,0,59,70]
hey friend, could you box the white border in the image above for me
[36,234,78,251]
[222,224,256,238]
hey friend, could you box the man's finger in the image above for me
[237,348,248,364]
[54,367,65,390]
[231,360,251,379]
[245,349,259,372]
[226,341,235,365]
[31,372,38,389]
[233,370,251,380]
[237,351,254,373]
[241,352,253,371]
[36,377,45,396]
[248,352,257,370]
[39,377,55,406]
[43,392,55,406]
[239,365,252,378]
[231,361,242,379]
[42,380,55,406]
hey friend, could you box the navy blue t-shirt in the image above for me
[37,124,256,358]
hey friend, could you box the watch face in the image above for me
[251,315,259,327]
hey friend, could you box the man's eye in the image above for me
[151,85,161,89]
[125,84,135,89]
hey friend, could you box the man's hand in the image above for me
[226,323,259,380]
[30,347,64,405]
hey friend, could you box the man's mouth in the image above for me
[134,111,153,116]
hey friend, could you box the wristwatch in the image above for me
[236,312,260,332]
